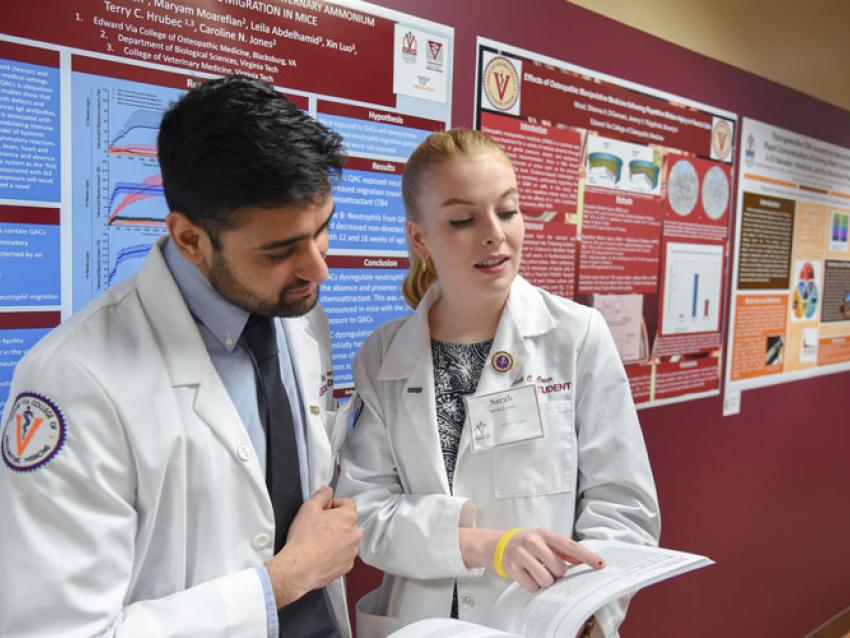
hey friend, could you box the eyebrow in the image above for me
[441,187,519,207]
[257,205,335,251]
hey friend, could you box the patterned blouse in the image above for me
[430,338,493,492]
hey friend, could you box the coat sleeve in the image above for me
[0,353,268,638]
[572,308,661,638]
[336,341,481,581]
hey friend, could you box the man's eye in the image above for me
[266,251,292,262]
[449,218,474,228]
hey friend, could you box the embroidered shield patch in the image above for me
[2,392,66,472]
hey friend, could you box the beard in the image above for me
[207,250,319,317]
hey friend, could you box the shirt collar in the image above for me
[162,237,249,352]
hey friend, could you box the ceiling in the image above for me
[569,0,850,113]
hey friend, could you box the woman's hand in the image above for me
[459,527,604,592]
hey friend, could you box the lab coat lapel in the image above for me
[284,314,332,493]
[378,286,451,496]
[137,238,269,497]
[456,277,553,462]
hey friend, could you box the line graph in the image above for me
[107,175,167,225]
[109,108,161,157]
[108,244,153,286]
[72,69,181,310]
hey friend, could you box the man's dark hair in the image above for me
[158,75,345,245]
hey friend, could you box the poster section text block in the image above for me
[0,311,60,412]
[321,257,409,393]
[0,206,60,307]
[0,42,60,202]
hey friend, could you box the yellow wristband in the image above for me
[493,528,522,579]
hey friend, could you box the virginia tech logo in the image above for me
[483,56,519,112]
[401,31,417,62]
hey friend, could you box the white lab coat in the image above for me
[0,239,350,638]
[337,276,660,638]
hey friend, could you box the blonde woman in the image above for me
[337,130,659,638]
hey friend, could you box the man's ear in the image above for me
[167,212,213,271]
[407,219,430,261]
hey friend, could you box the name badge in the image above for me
[465,384,543,451]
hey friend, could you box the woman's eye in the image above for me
[498,210,518,219]
[449,218,474,228]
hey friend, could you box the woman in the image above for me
[337,130,660,638]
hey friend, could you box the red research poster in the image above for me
[724,118,850,411]
[475,38,737,407]
[0,1,454,403]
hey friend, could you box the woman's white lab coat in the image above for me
[337,276,660,638]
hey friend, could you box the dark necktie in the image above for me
[243,314,338,638]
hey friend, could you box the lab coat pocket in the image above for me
[355,588,402,638]
[492,400,576,498]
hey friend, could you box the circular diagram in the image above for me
[701,165,730,220]
[667,159,699,216]
[792,262,819,320]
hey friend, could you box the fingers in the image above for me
[503,533,560,590]
[498,529,604,592]
[307,486,333,509]
[329,497,356,511]
[542,529,605,569]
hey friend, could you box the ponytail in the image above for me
[402,254,437,308]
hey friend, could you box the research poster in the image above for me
[0,1,453,410]
[725,118,850,400]
[475,38,737,407]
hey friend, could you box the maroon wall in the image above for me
[349,2,850,636]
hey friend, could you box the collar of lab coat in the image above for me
[138,237,331,493]
[377,275,555,383]
[138,236,215,388]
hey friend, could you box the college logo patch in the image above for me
[2,392,66,472]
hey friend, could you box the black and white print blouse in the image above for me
[430,338,493,491]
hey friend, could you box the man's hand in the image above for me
[459,527,604,592]
[265,486,362,608]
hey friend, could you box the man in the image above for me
[0,76,360,637]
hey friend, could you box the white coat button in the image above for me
[253,533,271,550]
[236,444,251,462]
[460,592,475,607]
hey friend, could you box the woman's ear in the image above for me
[407,219,430,261]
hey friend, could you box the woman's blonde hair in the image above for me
[401,129,512,308]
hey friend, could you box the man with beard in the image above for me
[0,76,361,638]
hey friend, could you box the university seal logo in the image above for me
[2,392,66,472]
[483,56,519,112]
